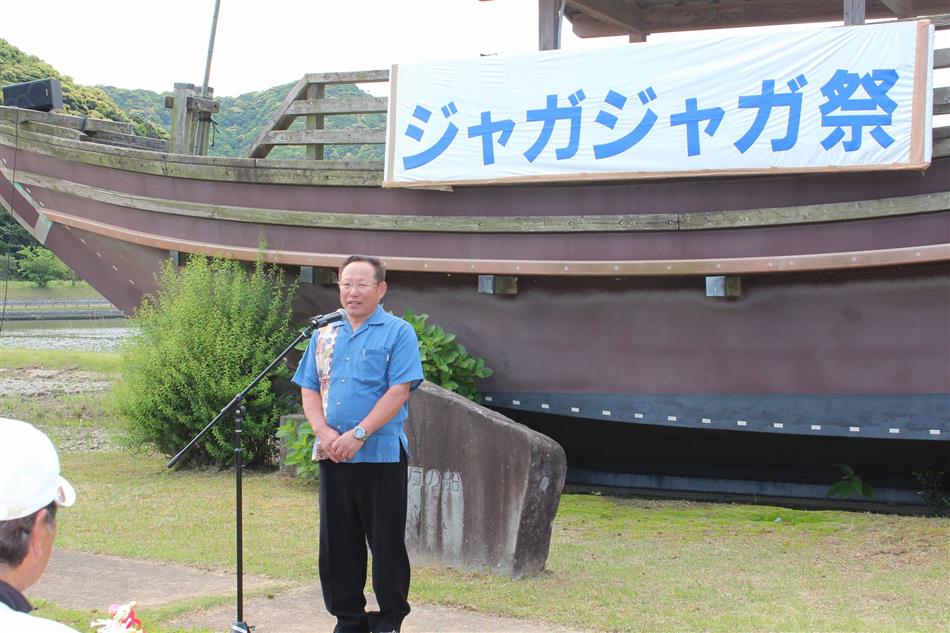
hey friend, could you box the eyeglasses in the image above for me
[337,281,378,292]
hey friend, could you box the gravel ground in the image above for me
[0,366,116,451]
[0,366,113,396]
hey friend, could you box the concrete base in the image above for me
[279,381,567,578]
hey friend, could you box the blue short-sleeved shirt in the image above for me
[292,305,424,463]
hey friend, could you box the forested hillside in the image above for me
[104,82,385,159]
[1,36,383,159]
[1,38,386,260]
[0,38,167,139]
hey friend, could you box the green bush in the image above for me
[826,463,875,500]
[112,255,297,467]
[278,309,493,480]
[16,246,72,287]
[913,470,949,516]
[401,309,492,401]
[276,418,320,480]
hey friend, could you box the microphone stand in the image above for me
[167,312,341,633]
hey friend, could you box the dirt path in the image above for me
[34,550,587,633]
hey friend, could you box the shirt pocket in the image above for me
[356,348,389,387]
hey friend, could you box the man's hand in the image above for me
[330,429,364,462]
[302,388,347,462]
[313,424,343,462]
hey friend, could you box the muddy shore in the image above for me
[0,366,114,451]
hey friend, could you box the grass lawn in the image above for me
[0,348,122,374]
[5,350,949,632]
[1,279,106,301]
[51,451,950,632]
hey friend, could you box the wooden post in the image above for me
[306,82,325,161]
[169,83,196,155]
[195,86,214,155]
[843,0,866,25]
[539,0,560,50]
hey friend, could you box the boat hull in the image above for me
[1,130,948,451]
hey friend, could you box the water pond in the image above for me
[0,318,135,352]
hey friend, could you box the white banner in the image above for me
[384,20,933,188]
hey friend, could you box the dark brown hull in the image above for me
[2,125,947,445]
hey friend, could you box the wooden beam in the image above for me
[262,129,386,146]
[186,96,219,113]
[22,121,84,141]
[15,167,949,235]
[0,106,133,134]
[0,126,385,185]
[568,12,629,37]
[632,1,949,33]
[568,0,648,35]
[84,130,168,152]
[935,48,950,70]
[168,83,194,155]
[539,0,560,50]
[286,96,388,116]
[247,71,389,159]
[934,86,950,116]
[844,0,866,25]
[306,83,325,161]
[37,207,950,277]
[301,70,389,84]
[246,76,309,158]
[879,0,915,18]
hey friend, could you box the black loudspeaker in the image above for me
[2,78,63,112]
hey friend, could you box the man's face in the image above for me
[339,261,387,322]
[21,509,56,589]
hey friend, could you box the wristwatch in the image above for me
[353,426,367,442]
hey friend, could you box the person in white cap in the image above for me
[0,417,79,632]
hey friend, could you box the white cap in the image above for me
[0,417,76,521]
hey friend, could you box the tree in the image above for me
[16,246,71,287]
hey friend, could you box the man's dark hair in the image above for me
[339,255,386,283]
[0,501,56,567]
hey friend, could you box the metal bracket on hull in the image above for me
[478,275,518,295]
[705,275,742,298]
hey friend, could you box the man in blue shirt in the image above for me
[293,255,423,633]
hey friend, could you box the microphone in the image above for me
[308,308,347,328]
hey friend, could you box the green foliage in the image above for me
[913,470,949,516]
[1,212,36,256]
[0,38,164,139]
[276,419,319,480]
[103,81,384,159]
[15,245,71,286]
[97,86,170,139]
[401,309,492,401]
[826,463,875,500]
[112,255,298,467]
[2,36,380,157]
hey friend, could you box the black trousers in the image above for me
[318,449,410,633]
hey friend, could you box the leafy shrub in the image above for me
[278,309,493,480]
[16,246,72,286]
[826,463,875,500]
[113,255,297,467]
[276,418,320,480]
[401,310,492,401]
[913,470,949,516]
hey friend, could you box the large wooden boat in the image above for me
[2,2,948,502]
